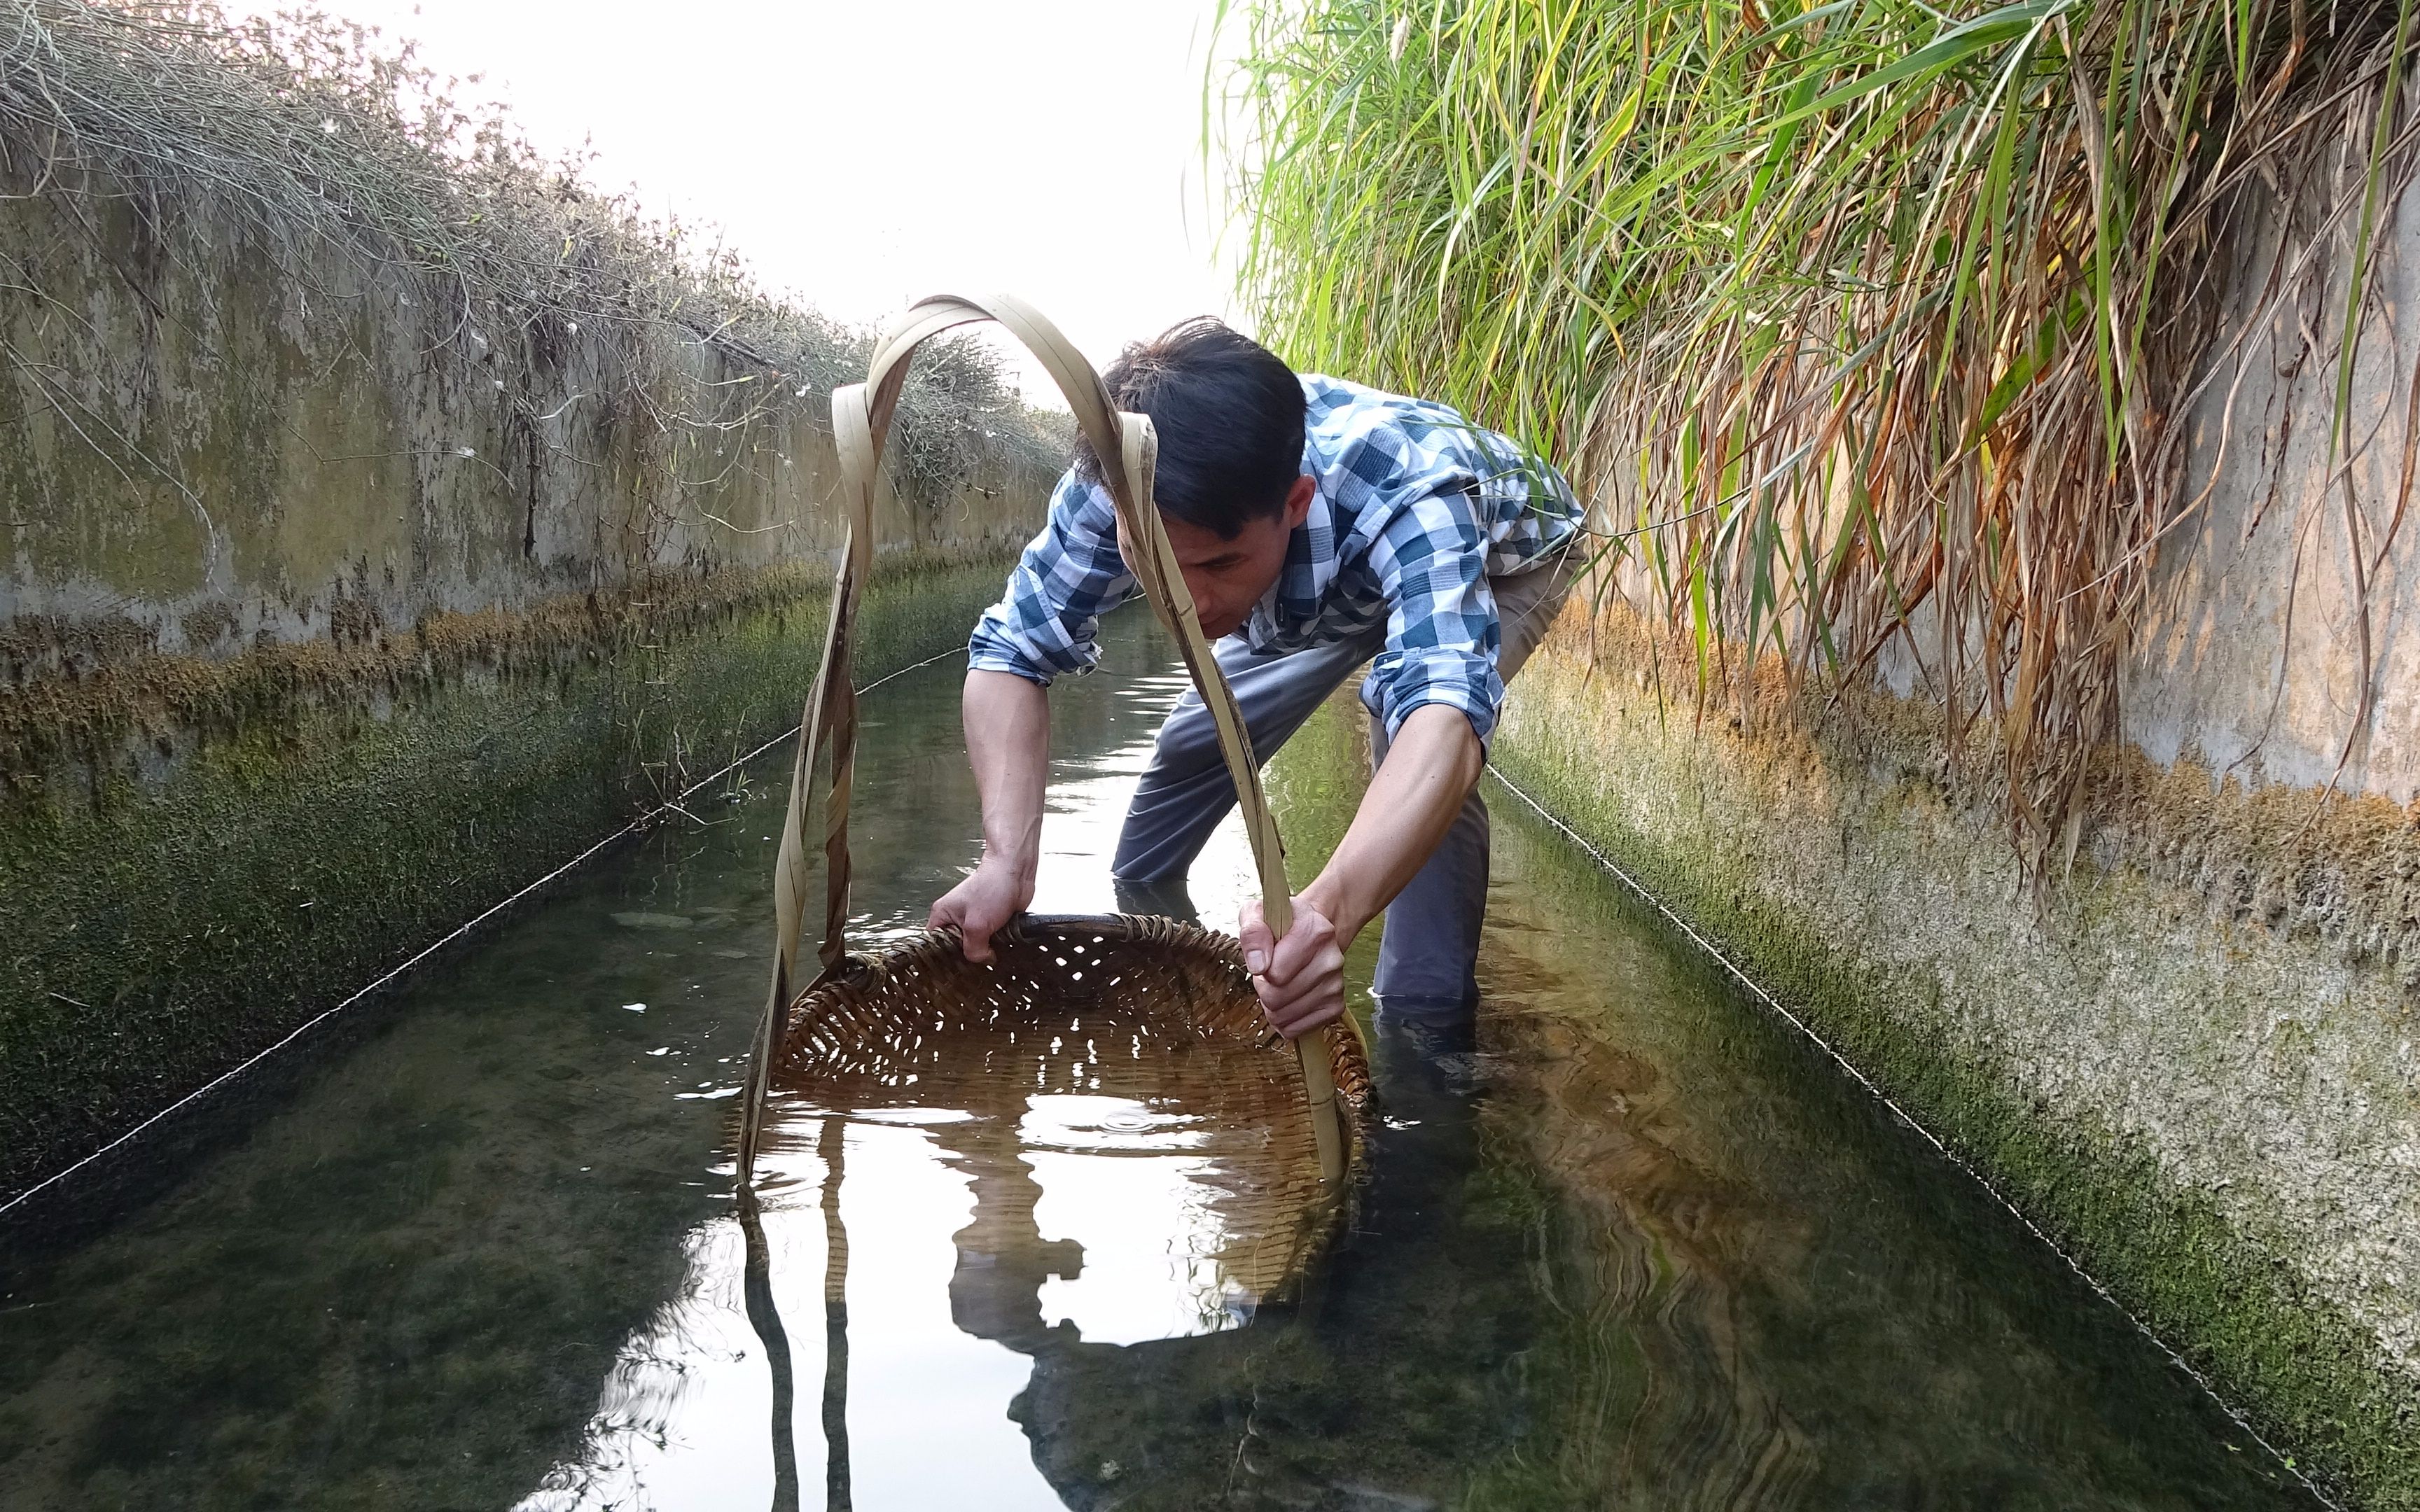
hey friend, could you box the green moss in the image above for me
[1493,726,2420,1511]
[0,553,1010,1196]
[1,559,853,784]
[0,838,764,1508]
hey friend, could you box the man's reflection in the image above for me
[933,1112,1085,1354]
[938,1003,1539,1506]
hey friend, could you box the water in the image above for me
[0,617,2316,1511]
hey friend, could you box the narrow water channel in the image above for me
[0,615,2315,1511]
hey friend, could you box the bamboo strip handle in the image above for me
[736,391,872,1184]
[737,292,1351,1186]
[1112,417,1348,1184]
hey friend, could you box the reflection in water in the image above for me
[943,1097,1087,1353]
[0,618,2320,1512]
[513,1224,771,1511]
[999,1009,1541,1504]
[736,1186,800,1512]
[816,1118,850,1512]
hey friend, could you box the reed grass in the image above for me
[1219,0,2420,862]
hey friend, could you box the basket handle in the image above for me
[738,294,1350,1184]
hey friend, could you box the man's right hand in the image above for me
[928,856,1035,963]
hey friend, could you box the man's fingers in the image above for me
[1237,900,1273,976]
[1269,926,1316,986]
[1251,944,1344,1014]
[1261,912,1335,988]
[1268,967,1342,1019]
[931,894,998,963]
[1262,976,1346,1037]
[1242,896,1346,1040]
[1254,959,1319,1011]
[1270,999,1345,1038]
[964,900,1009,962]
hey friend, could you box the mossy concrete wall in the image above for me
[1496,603,2420,1508]
[0,153,1055,1198]
[2125,169,2420,802]
[0,158,1038,665]
[0,561,1019,1193]
[1490,174,2420,1507]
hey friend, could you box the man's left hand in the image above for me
[1237,895,1347,1039]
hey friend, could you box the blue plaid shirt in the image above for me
[968,374,1583,744]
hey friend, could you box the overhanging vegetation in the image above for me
[1221,0,2420,864]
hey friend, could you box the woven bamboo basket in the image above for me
[773,914,1371,1298]
[735,295,1372,1296]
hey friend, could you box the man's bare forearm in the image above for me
[964,668,1051,879]
[1299,704,1482,944]
[930,669,1052,961]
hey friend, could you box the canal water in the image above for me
[0,615,2315,1511]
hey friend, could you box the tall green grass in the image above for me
[1220,0,2417,858]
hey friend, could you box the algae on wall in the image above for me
[1494,602,2420,1510]
[0,561,1020,1194]
[0,2,1062,1196]
[1477,141,2420,1512]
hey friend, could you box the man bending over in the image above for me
[931,319,1583,1038]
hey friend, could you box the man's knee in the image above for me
[1146,693,1228,771]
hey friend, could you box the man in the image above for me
[929,318,1583,1039]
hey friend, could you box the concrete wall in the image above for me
[0,164,1036,679]
[2132,171,2420,801]
[1496,178,2420,1511]
[0,156,1056,1197]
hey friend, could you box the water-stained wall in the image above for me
[1496,176,2420,1511]
[0,147,1057,1198]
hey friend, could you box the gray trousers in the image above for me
[1111,552,1576,1015]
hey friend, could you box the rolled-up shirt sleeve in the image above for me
[968,469,1136,685]
[1362,484,1505,746]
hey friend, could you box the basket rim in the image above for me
[781,911,1375,1119]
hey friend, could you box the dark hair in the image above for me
[1076,318,1306,538]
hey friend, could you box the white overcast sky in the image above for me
[230,0,1248,401]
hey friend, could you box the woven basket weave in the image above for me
[774,915,1372,1296]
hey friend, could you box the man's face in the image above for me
[1126,475,1317,640]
